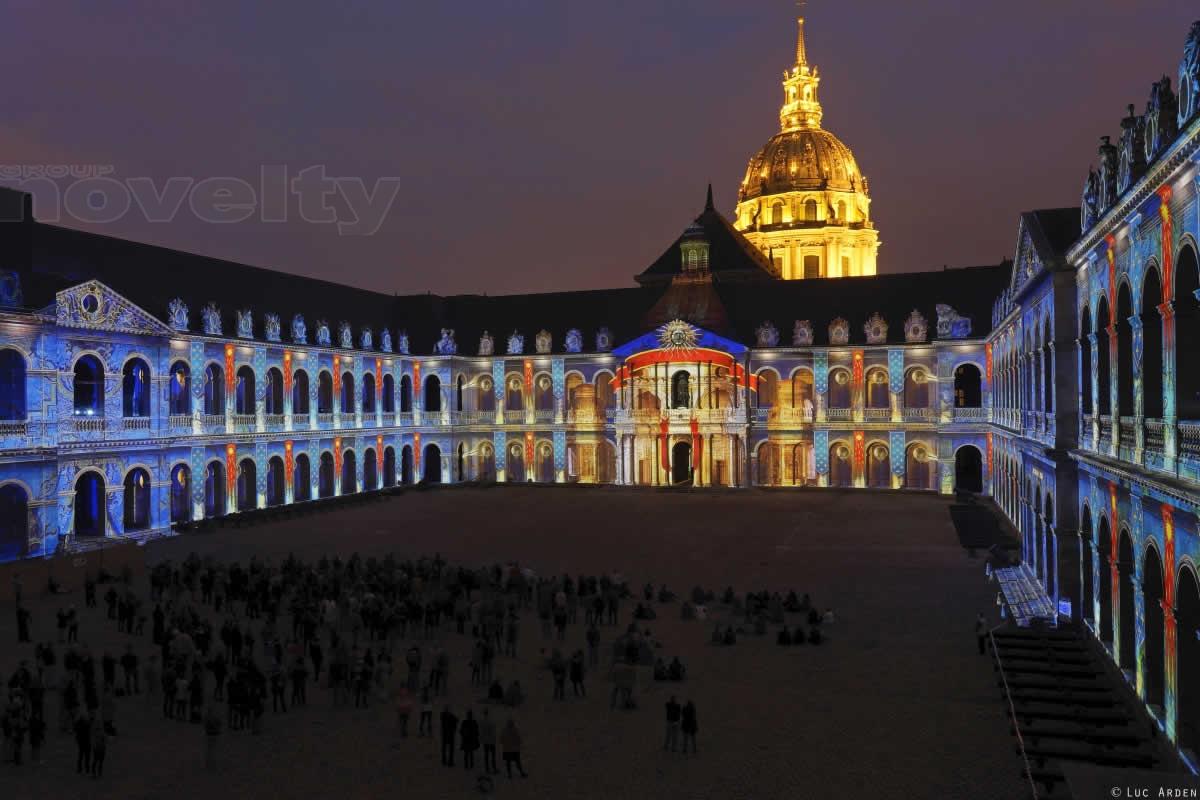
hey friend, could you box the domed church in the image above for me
[733,16,879,280]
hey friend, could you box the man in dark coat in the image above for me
[459,709,480,769]
[440,706,458,767]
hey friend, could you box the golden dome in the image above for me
[738,128,863,201]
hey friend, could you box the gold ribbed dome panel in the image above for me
[739,128,861,201]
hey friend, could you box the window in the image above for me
[771,202,784,225]
[0,350,26,420]
[204,364,224,415]
[292,370,310,415]
[169,362,190,415]
[804,199,818,222]
[671,371,691,409]
[74,355,104,415]
[803,255,820,279]
[265,368,284,415]
[383,374,395,413]
[362,373,376,414]
[235,366,255,415]
[122,358,150,417]
[340,372,355,414]
[318,371,333,414]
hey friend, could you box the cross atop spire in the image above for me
[795,7,808,68]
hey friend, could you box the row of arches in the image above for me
[750,364,982,411]
[1078,504,1200,755]
[993,312,1054,418]
[749,441,979,491]
[1080,244,1198,422]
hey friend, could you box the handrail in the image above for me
[989,624,1040,799]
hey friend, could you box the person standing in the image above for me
[500,718,527,778]
[418,687,433,737]
[120,646,139,695]
[680,700,698,754]
[394,687,413,738]
[73,711,91,774]
[480,708,498,775]
[440,706,459,766]
[586,624,600,668]
[90,715,107,777]
[460,709,480,770]
[664,696,681,752]
[569,650,586,697]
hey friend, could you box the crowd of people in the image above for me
[4,548,836,785]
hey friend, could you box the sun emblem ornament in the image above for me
[658,319,699,352]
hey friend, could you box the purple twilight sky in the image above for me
[1,1,1196,297]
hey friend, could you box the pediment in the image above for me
[55,280,172,336]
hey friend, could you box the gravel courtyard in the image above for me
[0,486,1025,800]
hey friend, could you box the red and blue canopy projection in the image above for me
[609,322,756,392]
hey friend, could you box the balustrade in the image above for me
[826,407,852,421]
[1179,421,1200,459]
[1144,418,1165,452]
[122,416,152,431]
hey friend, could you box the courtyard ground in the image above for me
[0,486,1026,800]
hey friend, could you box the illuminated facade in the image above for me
[987,21,1200,765]
[732,16,879,279]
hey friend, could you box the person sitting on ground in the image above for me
[777,626,793,646]
[667,657,685,682]
[653,657,668,682]
[809,627,822,645]
[487,679,504,703]
[722,627,736,646]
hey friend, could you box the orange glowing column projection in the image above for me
[224,345,235,401]
[659,417,669,469]
[986,432,994,476]
[413,433,421,470]
[332,356,341,404]
[225,444,237,500]
[1163,503,1179,740]
[523,360,533,398]
[333,437,343,481]
[1109,483,1119,631]
[375,359,383,404]
[376,435,384,472]
[283,351,293,395]
[985,343,993,385]
[284,441,294,490]
[413,362,421,396]
[853,430,865,481]
[525,431,534,466]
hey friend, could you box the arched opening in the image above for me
[424,374,442,413]
[400,375,413,413]
[341,450,357,494]
[1175,245,1200,420]
[954,445,983,493]
[1116,283,1134,418]
[362,373,376,414]
[1142,268,1164,419]
[754,370,777,410]
[235,365,255,415]
[0,484,28,560]
[422,444,441,483]
[456,375,465,412]
[401,445,413,484]
[671,370,692,409]
[383,374,395,413]
[74,472,105,537]
[1044,493,1056,596]
[771,201,784,225]
[1042,318,1054,414]
[266,456,285,506]
[536,442,555,483]
[169,361,191,415]
[1080,506,1094,623]
[903,367,930,409]
[1177,566,1200,756]
[829,442,852,488]
[1096,296,1112,416]
[904,443,934,490]
[790,370,814,414]
[121,358,151,418]
[1080,308,1093,415]
[534,375,554,414]
[1142,544,1165,711]
[364,448,378,491]
[383,446,396,487]
[507,443,525,483]
[804,198,818,222]
[477,376,495,413]
[756,442,779,486]
[236,458,257,511]
[204,461,226,517]
[292,369,310,415]
[294,454,311,502]
[1097,515,1113,644]
[317,371,333,414]
[0,350,26,421]
[1117,528,1136,670]
[73,355,104,415]
[478,443,495,482]
[790,442,815,485]
[265,368,284,415]
[671,441,693,485]
[953,364,982,408]
[867,443,890,488]
[340,372,355,415]
[318,452,335,498]
[122,468,150,531]
[595,373,616,413]
[866,367,889,409]
[170,465,191,524]
[828,368,851,409]
[204,363,225,415]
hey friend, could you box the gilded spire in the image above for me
[795,16,807,68]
